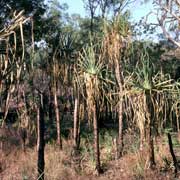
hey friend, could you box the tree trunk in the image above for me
[37,93,45,180]
[90,13,94,35]
[139,126,145,151]
[93,103,102,174]
[54,83,62,149]
[175,111,180,141]
[145,92,155,169]
[117,98,124,158]
[114,58,124,159]
[177,116,180,133]
[1,86,11,127]
[147,118,155,169]
[48,86,53,122]
[73,94,80,150]
[168,133,178,175]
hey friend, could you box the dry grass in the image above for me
[1,135,180,180]
[0,147,36,180]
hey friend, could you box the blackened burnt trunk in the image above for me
[37,93,45,180]
[145,91,155,169]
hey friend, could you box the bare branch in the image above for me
[158,17,180,47]
[154,0,180,47]
[161,5,180,21]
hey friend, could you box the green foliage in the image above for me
[126,46,179,94]
[99,129,116,161]
[76,43,113,105]
[79,45,102,75]
[3,1,180,178]
[0,0,46,42]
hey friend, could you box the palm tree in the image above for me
[124,48,179,169]
[73,82,80,151]
[52,49,62,149]
[0,10,30,127]
[103,14,131,158]
[76,44,108,174]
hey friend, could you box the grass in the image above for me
[1,130,180,179]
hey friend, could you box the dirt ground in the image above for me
[0,139,179,180]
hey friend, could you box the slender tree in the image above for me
[52,57,62,149]
[0,10,31,127]
[83,0,98,34]
[37,92,45,180]
[77,44,107,174]
[103,14,131,158]
[33,64,50,179]
[73,90,80,151]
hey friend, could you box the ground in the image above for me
[1,133,180,180]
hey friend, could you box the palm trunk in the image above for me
[145,91,155,169]
[37,93,45,180]
[177,116,180,133]
[176,111,180,140]
[147,118,155,169]
[54,82,62,149]
[93,102,102,174]
[177,120,180,141]
[73,93,80,150]
[117,97,123,158]
[139,126,145,151]
[114,58,124,158]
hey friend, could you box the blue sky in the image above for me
[62,0,155,23]
[62,0,86,16]
[61,0,159,41]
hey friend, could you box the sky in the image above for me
[61,0,156,23]
[61,0,159,42]
[62,0,86,16]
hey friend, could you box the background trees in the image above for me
[155,0,180,47]
[1,0,180,179]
